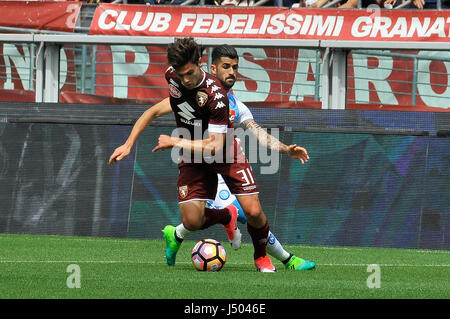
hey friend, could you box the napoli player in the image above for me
[206,45,316,271]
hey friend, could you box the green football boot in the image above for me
[285,255,316,271]
[162,225,181,266]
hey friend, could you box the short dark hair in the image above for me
[211,45,238,64]
[167,37,203,69]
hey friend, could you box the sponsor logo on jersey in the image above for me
[179,185,189,199]
[169,78,179,88]
[169,84,182,98]
[215,101,226,109]
[211,85,220,93]
[219,190,230,200]
[206,78,214,88]
[214,92,224,100]
[196,91,208,107]
[177,102,196,121]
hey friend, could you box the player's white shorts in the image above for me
[206,174,237,209]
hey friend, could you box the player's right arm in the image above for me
[109,97,172,164]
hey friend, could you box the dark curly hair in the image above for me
[167,37,204,69]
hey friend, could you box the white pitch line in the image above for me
[1,236,449,254]
[0,260,449,267]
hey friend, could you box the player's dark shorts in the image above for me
[177,161,259,203]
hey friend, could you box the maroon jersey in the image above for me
[165,67,235,164]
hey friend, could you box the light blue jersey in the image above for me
[227,92,253,126]
[206,92,254,224]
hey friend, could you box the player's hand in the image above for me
[109,144,132,165]
[383,0,397,5]
[287,144,309,164]
[152,134,175,152]
[412,0,425,8]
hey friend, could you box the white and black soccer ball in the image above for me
[191,239,227,271]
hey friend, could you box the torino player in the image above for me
[110,38,279,272]
[206,45,315,271]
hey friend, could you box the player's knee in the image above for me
[243,205,262,219]
[181,216,202,231]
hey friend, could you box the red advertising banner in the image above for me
[0,43,77,102]
[0,3,448,111]
[0,1,81,32]
[90,4,450,42]
[87,45,449,111]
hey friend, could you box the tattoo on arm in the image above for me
[240,119,287,152]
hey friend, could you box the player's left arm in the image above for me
[152,132,225,155]
[240,118,309,165]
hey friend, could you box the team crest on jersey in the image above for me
[229,109,236,122]
[196,91,208,107]
[169,84,182,98]
[219,190,230,200]
[178,185,189,199]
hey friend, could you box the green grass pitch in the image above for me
[0,233,449,299]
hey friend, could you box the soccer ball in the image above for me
[191,239,227,271]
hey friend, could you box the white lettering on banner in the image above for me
[389,17,407,38]
[228,14,247,34]
[289,49,320,102]
[1,44,68,92]
[352,53,398,105]
[98,9,118,30]
[352,17,371,38]
[244,14,259,34]
[177,14,196,33]
[2,44,32,90]
[192,14,213,33]
[409,17,431,37]
[232,48,270,102]
[351,16,450,38]
[131,12,153,31]
[309,15,340,37]
[267,14,285,35]
[149,13,171,32]
[93,8,450,40]
[111,45,149,99]
[174,13,343,37]
[116,11,130,30]
[209,14,230,34]
[417,51,450,108]
[299,15,312,35]
[98,10,171,32]
[285,14,303,35]
[425,17,447,37]
[59,48,68,90]
[370,17,392,38]
[333,16,345,36]
[259,15,271,35]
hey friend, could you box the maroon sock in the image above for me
[247,220,270,260]
[200,207,231,230]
